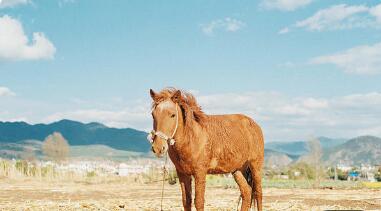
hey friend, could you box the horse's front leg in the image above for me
[177,170,192,211]
[194,171,206,211]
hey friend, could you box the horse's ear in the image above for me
[150,89,156,100]
[171,90,181,103]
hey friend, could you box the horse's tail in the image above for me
[243,166,255,209]
[243,166,252,185]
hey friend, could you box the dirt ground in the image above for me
[0,179,380,211]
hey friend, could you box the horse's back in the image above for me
[205,114,264,172]
[207,114,263,144]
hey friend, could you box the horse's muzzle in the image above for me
[152,145,167,157]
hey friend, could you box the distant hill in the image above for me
[265,141,307,156]
[318,136,348,149]
[70,145,144,160]
[323,136,381,165]
[264,149,295,167]
[0,120,150,152]
[0,140,146,160]
[265,136,381,166]
[0,140,43,159]
[1,120,380,165]
[265,137,347,155]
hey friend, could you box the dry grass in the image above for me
[362,181,381,189]
[0,178,380,211]
[1,159,381,210]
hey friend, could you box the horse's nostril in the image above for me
[162,146,165,151]
[151,146,155,153]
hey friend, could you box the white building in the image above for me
[118,163,150,176]
[337,162,352,172]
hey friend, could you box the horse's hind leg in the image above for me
[233,170,252,211]
[249,161,263,211]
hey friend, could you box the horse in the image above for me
[148,88,264,211]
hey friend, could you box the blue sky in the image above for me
[1,0,381,142]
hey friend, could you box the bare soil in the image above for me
[0,179,380,211]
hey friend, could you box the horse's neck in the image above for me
[170,128,192,157]
[170,121,203,162]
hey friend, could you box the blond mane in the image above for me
[152,87,206,126]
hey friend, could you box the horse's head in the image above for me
[148,89,181,157]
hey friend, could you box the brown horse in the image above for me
[148,88,264,211]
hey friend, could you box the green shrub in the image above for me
[87,171,96,178]
[287,162,316,180]
[375,171,381,182]
[167,169,178,185]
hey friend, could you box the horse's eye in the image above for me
[170,114,176,118]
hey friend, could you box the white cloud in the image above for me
[44,106,151,130]
[58,0,76,8]
[370,3,381,23]
[196,91,381,140]
[201,17,245,36]
[334,92,381,110]
[278,27,290,34]
[295,4,370,31]
[0,87,15,96]
[282,3,381,33]
[310,42,381,75]
[261,0,313,11]
[277,61,296,68]
[0,15,56,61]
[0,116,27,122]
[2,90,381,141]
[40,91,381,140]
[302,98,328,109]
[0,0,28,8]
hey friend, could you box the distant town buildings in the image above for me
[2,158,168,177]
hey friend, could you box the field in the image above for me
[1,178,381,211]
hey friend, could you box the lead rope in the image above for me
[156,104,179,211]
[148,103,179,146]
[160,149,169,211]
[236,195,241,211]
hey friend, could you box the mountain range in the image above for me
[0,120,380,165]
[266,136,381,166]
[0,120,150,152]
[265,137,347,155]
[323,136,381,165]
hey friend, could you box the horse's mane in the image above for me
[152,87,206,126]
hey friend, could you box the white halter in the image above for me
[147,103,179,146]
